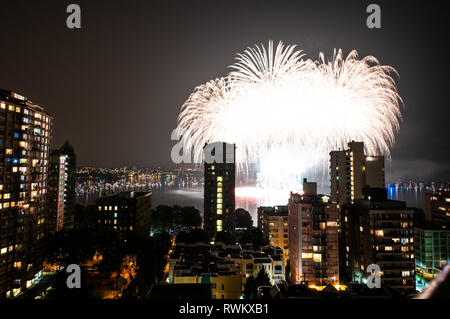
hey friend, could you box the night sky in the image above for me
[0,0,448,182]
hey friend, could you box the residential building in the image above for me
[96,191,151,238]
[414,221,450,292]
[48,141,76,231]
[0,89,52,298]
[168,242,285,298]
[257,205,289,263]
[288,179,340,285]
[330,141,385,206]
[339,188,416,292]
[424,190,450,224]
[204,142,235,239]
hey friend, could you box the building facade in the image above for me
[414,221,450,292]
[96,191,151,238]
[203,142,235,239]
[330,141,385,206]
[257,205,289,263]
[48,141,76,231]
[288,179,339,285]
[168,242,285,298]
[339,189,416,292]
[424,190,450,225]
[0,90,52,298]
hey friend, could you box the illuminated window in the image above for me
[114,206,118,211]
[327,221,337,227]
[313,254,322,262]
[217,225,222,232]
[402,271,410,277]
[385,246,393,251]
[217,220,222,226]
[375,230,384,237]
[0,102,5,109]
[4,193,10,199]
[401,246,409,252]
[8,105,15,111]
[98,206,102,211]
[6,149,13,155]
[217,176,223,182]
[217,204,222,209]
[302,253,313,259]
[217,209,222,215]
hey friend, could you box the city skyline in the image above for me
[0,1,449,182]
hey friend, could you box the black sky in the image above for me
[0,0,448,182]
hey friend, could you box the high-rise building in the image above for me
[0,90,52,298]
[257,205,289,263]
[414,221,450,292]
[338,188,416,292]
[48,141,76,232]
[330,141,385,206]
[424,190,450,224]
[96,191,152,238]
[203,142,235,239]
[288,179,339,285]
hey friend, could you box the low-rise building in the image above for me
[95,191,151,238]
[257,206,289,263]
[168,242,285,298]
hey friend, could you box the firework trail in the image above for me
[176,41,402,190]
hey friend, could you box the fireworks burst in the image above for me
[176,41,402,190]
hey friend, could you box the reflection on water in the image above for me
[387,185,425,210]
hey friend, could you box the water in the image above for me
[387,186,425,210]
[77,185,427,227]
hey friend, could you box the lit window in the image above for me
[385,246,393,251]
[313,254,322,262]
[375,230,384,237]
[217,209,222,215]
[217,176,223,182]
[302,253,313,259]
[8,105,15,111]
[217,220,222,226]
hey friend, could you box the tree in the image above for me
[215,231,236,245]
[238,227,269,246]
[180,206,202,229]
[243,275,257,299]
[150,205,174,231]
[176,228,210,244]
[234,208,253,229]
[255,266,271,287]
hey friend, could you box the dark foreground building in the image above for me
[48,141,76,231]
[203,142,236,239]
[339,188,416,293]
[0,89,52,298]
[95,191,151,238]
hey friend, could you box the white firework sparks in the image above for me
[177,41,402,190]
